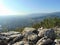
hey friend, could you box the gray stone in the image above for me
[36,37,53,45]
[44,29,56,40]
[11,35,23,43]
[38,29,49,38]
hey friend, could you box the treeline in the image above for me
[32,17,60,29]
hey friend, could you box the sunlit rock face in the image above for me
[38,29,48,38]
[54,39,60,45]
[22,27,36,35]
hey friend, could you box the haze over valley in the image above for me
[0,12,60,31]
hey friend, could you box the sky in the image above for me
[0,0,60,16]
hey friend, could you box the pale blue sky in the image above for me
[0,0,60,15]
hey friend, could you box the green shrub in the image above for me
[32,17,60,29]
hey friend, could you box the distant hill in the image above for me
[0,12,60,30]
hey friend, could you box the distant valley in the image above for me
[0,12,60,31]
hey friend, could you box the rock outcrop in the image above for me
[0,27,59,45]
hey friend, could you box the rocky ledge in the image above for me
[0,27,60,45]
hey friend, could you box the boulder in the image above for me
[44,29,56,40]
[36,37,53,45]
[27,33,39,44]
[22,32,39,44]
[38,29,56,40]
[9,34,24,45]
[22,27,39,43]
[38,29,48,38]
[22,27,37,35]
[13,35,24,42]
